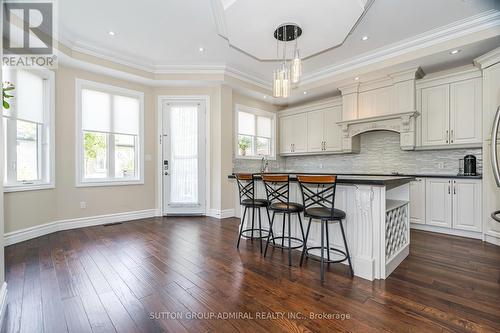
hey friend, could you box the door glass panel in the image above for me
[170,105,198,204]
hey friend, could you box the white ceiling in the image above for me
[215,0,367,59]
[58,0,500,104]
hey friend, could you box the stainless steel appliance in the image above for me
[464,155,477,176]
[490,106,500,223]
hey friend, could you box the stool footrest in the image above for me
[304,246,349,264]
[240,228,271,240]
[267,236,304,250]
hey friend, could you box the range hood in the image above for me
[337,68,424,152]
[337,111,420,151]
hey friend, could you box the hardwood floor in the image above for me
[2,216,500,333]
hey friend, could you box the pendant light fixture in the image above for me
[272,24,302,98]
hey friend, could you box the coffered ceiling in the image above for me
[58,0,500,105]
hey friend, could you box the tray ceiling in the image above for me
[212,0,369,60]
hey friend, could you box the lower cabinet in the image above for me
[409,178,425,224]
[409,177,482,235]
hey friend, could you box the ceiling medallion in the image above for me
[272,23,302,98]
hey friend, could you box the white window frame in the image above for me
[234,104,276,160]
[3,68,55,193]
[75,79,144,187]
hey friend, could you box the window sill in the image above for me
[4,183,55,193]
[76,179,144,188]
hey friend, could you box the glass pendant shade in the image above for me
[273,66,290,98]
[273,69,282,97]
[291,49,302,83]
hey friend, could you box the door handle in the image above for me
[448,181,450,194]
[453,180,456,195]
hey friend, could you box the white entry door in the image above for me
[162,100,206,215]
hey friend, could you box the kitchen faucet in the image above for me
[260,155,269,173]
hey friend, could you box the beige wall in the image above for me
[4,67,279,234]
[4,65,156,233]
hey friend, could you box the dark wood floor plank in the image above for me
[4,217,500,333]
[40,268,68,333]
[62,296,93,333]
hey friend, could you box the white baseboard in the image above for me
[484,230,500,246]
[0,282,7,329]
[207,208,235,219]
[4,209,156,246]
[410,223,482,240]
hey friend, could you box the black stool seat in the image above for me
[305,207,346,220]
[269,202,304,213]
[241,198,269,207]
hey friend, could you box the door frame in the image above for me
[156,95,211,216]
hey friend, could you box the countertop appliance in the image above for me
[464,155,477,176]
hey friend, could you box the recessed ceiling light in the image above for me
[263,95,267,99]
[108,31,116,36]
[354,77,360,81]
[198,47,205,52]
[449,49,461,55]
[361,36,369,41]
[303,91,308,95]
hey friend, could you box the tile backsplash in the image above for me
[233,131,482,175]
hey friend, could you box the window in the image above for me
[235,105,276,159]
[76,80,144,186]
[2,67,55,192]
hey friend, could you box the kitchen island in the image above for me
[229,173,414,281]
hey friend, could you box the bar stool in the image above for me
[297,175,354,281]
[235,173,274,253]
[262,174,306,266]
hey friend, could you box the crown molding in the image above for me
[55,9,499,99]
[474,46,500,69]
[300,9,500,85]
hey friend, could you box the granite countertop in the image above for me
[228,173,415,187]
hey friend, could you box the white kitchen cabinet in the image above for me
[421,85,450,146]
[280,113,307,154]
[306,106,343,153]
[307,110,324,152]
[324,106,343,152]
[420,178,482,235]
[419,75,482,148]
[409,178,425,224]
[450,78,482,145]
[425,178,452,228]
[452,179,482,232]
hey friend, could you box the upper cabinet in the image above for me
[280,99,343,156]
[417,67,482,148]
[280,113,307,154]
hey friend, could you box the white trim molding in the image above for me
[207,209,235,219]
[0,282,7,331]
[411,223,483,240]
[4,209,156,246]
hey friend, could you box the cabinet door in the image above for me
[452,179,482,232]
[307,110,324,152]
[324,106,343,152]
[450,78,482,145]
[291,113,308,153]
[425,178,452,228]
[410,178,426,224]
[421,85,450,146]
[279,116,292,154]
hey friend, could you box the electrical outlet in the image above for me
[80,201,87,209]
[437,162,445,169]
